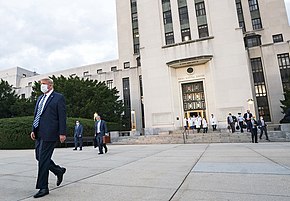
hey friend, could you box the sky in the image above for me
[0,0,117,74]
[0,0,290,74]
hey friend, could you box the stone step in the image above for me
[112,131,289,145]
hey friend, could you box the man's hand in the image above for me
[59,135,66,143]
[30,132,36,140]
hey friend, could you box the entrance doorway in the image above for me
[182,81,206,119]
[186,110,206,119]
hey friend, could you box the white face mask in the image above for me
[40,84,49,93]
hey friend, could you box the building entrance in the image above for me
[186,110,206,119]
[182,81,206,119]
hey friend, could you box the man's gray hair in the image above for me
[40,78,53,85]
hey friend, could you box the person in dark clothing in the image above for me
[244,110,253,132]
[258,116,269,141]
[227,113,235,133]
[249,116,258,143]
[94,115,108,154]
[30,78,67,198]
[73,120,83,151]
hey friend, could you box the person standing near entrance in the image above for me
[188,116,194,133]
[95,115,108,154]
[258,116,269,141]
[227,113,235,133]
[244,110,253,132]
[30,78,66,198]
[249,116,258,143]
[183,116,188,131]
[237,113,245,133]
[210,114,217,131]
[73,120,83,151]
[202,117,208,133]
[195,115,202,133]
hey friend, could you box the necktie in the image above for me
[33,95,46,128]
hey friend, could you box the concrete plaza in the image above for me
[1,142,290,201]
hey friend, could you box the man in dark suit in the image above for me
[243,110,253,132]
[94,115,108,154]
[73,120,83,151]
[258,116,269,141]
[249,116,258,143]
[30,78,67,198]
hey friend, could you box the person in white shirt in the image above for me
[210,114,217,131]
[188,116,194,133]
[202,117,208,133]
[195,115,202,133]
[237,113,245,133]
[183,117,188,131]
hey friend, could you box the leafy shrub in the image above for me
[0,116,121,149]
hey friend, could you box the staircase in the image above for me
[111,129,290,145]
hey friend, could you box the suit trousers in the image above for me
[239,121,244,133]
[35,138,62,189]
[251,129,258,143]
[96,134,104,154]
[259,126,269,140]
[74,136,83,149]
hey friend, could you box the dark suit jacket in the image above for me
[74,124,83,137]
[32,91,67,141]
[95,120,107,136]
[243,112,253,121]
[257,120,267,128]
[249,120,258,131]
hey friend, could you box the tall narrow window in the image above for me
[139,75,145,129]
[195,2,206,16]
[252,18,262,30]
[235,0,246,32]
[123,77,131,130]
[165,32,175,44]
[248,0,262,30]
[248,0,258,11]
[198,24,209,38]
[195,0,209,38]
[250,58,271,121]
[130,0,140,54]
[278,53,290,89]
[162,0,175,45]
[178,0,191,41]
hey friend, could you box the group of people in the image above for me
[29,77,272,199]
[183,114,217,133]
[227,110,269,143]
[73,115,108,155]
[30,77,109,198]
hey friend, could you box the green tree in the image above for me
[0,79,18,118]
[280,87,290,114]
[11,98,35,117]
[32,75,125,124]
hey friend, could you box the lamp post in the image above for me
[93,112,98,121]
[247,98,255,116]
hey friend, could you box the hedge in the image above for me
[0,116,120,149]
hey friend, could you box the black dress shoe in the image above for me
[33,188,49,198]
[73,148,77,150]
[57,167,66,186]
[98,153,103,155]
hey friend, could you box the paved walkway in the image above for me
[1,143,290,201]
